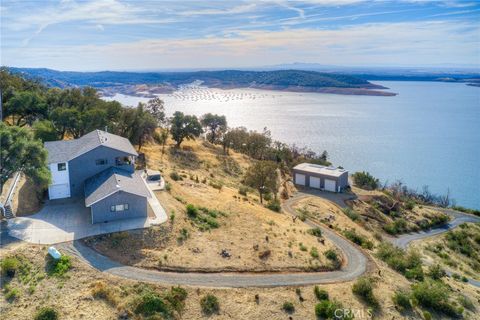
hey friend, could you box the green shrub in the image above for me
[186,204,198,218]
[299,243,307,251]
[165,286,188,313]
[422,310,432,320]
[324,249,337,261]
[315,299,344,319]
[0,257,19,277]
[177,228,189,243]
[308,227,322,237]
[383,218,409,235]
[343,208,360,221]
[282,301,295,313]
[342,229,374,249]
[4,285,20,300]
[165,182,172,192]
[352,277,379,308]
[405,200,416,210]
[200,294,219,315]
[392,290,411,312]
[352,171,379,190]
[135,292,172,317]
[314,286,329,301]
[47,255,72,277]
[170,171,182,181]
[427,264,446,280]
[34,307,59,320]
[376,243,424,280]
[412,280,462,318]
[266,199,281,212]
[310,247,319,259]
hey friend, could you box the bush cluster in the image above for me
[352,171,379,190]
[47,255,72,277]
[0,257,20,277]
[352,277,379,309]
[34,307,59,320]
[314,286,329,301]
[342,229,374,250]
[282,301,295,313]
[376,243,424,280]
[412,280,463,318]
[266,199,281,212]
[200,294,220,315]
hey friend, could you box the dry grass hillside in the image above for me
[345,187,450,237]
[0,243,415,320]
[413,222,480,282]
[85,139,338,272]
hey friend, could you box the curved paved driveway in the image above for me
[59,194,368,288]
[389,208,480,249]
[388,207,480,288]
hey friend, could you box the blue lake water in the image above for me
[104,81,480,209]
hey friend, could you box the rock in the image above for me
[258,249,271,260]
[220,249,231,258]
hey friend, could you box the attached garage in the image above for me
[292,163,349,193]
[295,173,306,186]
[48,183,71,200]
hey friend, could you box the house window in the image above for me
[57,163,66,171]
[96,159,108,165]
[110,204,129,212]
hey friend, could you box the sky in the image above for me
[1,0,479,71]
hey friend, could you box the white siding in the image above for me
[48,162,71,199]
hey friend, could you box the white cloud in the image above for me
[4,20,478,70]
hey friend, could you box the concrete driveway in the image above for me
[7,198,161,245]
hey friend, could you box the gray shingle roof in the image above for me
[44,130,138,164]
[84,167,151,207]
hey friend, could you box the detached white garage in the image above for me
[292,163,349,193]
[295,173,306,186]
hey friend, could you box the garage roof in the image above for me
[45,130,138,164]
[84,167,151,207]
[293,163,347,178]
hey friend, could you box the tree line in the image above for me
[0,68,330,201]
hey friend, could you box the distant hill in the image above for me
[8,67,396,96]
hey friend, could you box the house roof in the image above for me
[44,130,138,164]
[84,167,151,207]
[293,163,348,178]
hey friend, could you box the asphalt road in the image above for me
[58,193,368,288]
[42,193,480,288]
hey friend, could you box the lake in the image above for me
[103,81,480,209]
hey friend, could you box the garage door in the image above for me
[49,184,70,199]
[324,179,337,192]
[295,173,306,186]
[310,176,321,189]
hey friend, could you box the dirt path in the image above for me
[57,193,368,288]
